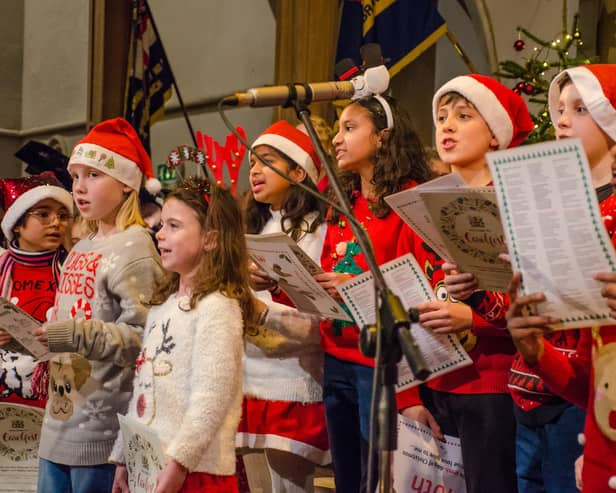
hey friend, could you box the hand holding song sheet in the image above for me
[246,233,352,321]
[118,414,165,493]
[385,175,512,292]
[337,254,471,389]
[0,297,49,360]
[487,138,616,329]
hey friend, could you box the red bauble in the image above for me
[513,87,522,95]
[516,81,526,90]
[523,83,535,95]
[514,39,525,51]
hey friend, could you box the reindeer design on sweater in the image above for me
[133,318,176,425]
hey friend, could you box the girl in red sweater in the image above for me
[314,95,433,493]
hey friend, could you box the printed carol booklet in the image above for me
[337,253,471,389]
[385,175,511,292]
[487,138,616,329]
[0,403,45,492]
[118,414,165,493]
[246,232,352,321]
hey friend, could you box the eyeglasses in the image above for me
[26,210,73,225]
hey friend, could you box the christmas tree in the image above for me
[495,1,596,143]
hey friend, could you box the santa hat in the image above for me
[433,74,534,149]
[548,64,616,142]
[252,121,321,183]
[0,172,74,241]
[68,117,161,194]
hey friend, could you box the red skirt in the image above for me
[237,397,331,465]
[179,472,238,492]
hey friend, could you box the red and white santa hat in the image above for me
[548,64,616,142]
[252,120,321,183]
[0,171,74,241]
[68,117,161,194]
[432,74,534,149]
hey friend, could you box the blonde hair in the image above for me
[83,190,146,234]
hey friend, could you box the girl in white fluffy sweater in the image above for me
[110,182,255,493]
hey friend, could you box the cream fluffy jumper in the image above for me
[110,291,244,474]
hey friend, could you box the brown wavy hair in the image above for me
[245,147,325,241]
[151,182,256,327]
[328,95,433,221]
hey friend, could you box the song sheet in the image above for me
[246,233,352,321]
[0,298,49,360]
[487,138,616,329]
[118,414,166,493]
[419,188,512,292]
[394,415,466,493]
[385,173,465,261]
[386,175,511,291]
[0,404,44,492]
[337,254,471,389]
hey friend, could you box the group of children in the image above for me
[0,63,614,493]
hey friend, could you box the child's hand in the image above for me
[0,328,12,346]
[443,262,478,301]
[416,300,473,335]
[248,261,277,292]
[401,405,443,441]
[314,272,353,302]
[506,273,558,366]
[111,464,130,493]
[33,325,48,347]
[574,454,583,491]
[594,271,616,318]
[156,459,188,493]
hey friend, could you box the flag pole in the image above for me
[445,29,478,73]
[143,0,199,149]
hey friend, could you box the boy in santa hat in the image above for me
[33,117,164,493]
[443,66,616,492]
[398,74,533,493]
[508,64,616,493]
[0,172,73,409]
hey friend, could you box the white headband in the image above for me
[373,95,394,130]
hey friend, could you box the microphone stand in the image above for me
[290,96,430,492]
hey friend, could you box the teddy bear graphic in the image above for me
[48,353,93,422]
[594,342,616,441]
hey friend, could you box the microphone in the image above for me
[222,64,390,108]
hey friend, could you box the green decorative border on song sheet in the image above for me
[491,143,614,324]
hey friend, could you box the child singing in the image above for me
[240,120,329,492]
[315,95,434,493]
[110,182,254,493]
[34,118,163,493]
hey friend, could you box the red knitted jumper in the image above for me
[320,188,430,367]
[0,246,63,408]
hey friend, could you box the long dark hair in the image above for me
[329,95,433,221]
[245,147,325,241]
[151,182,256,326]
